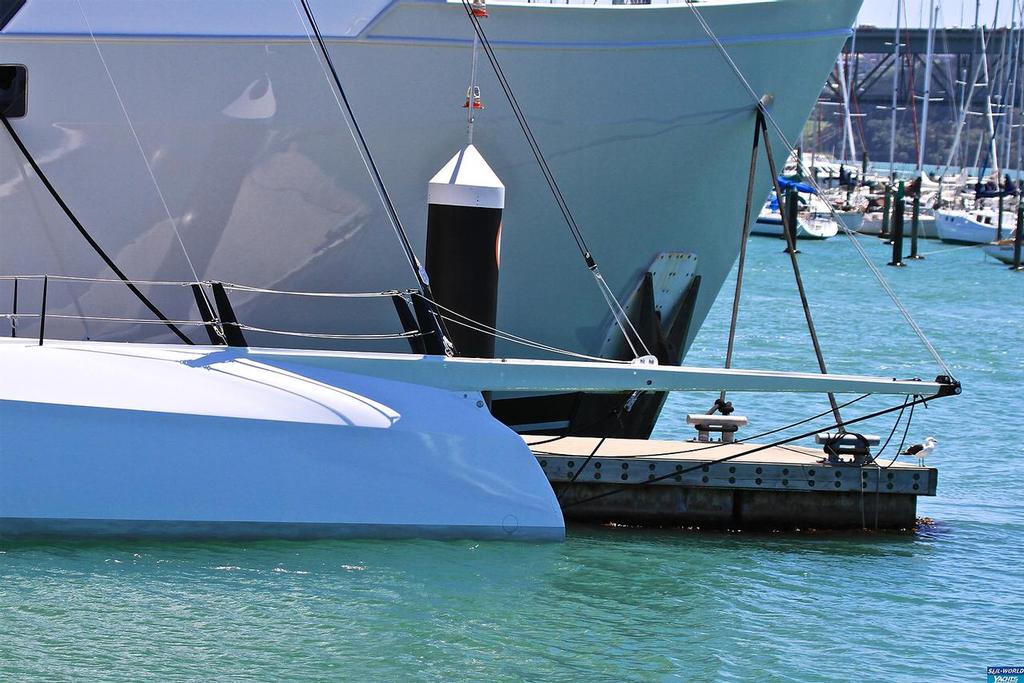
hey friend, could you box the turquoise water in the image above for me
[2,237,1021,681]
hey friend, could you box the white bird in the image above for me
[901,436,938,466]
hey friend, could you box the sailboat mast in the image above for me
[1002,0,1022,176]
[889,0,903,180]
[837,50,858,163]
[1016,2,1024,176]
[986,3,1004,177]
[917,0,939,176]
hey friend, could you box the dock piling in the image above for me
[889,191,906,267]
[783,187,799,254]
[909,192,923,259]
[881,185,892,239]
[998,190,1005,241]
[1014,202,1023,271]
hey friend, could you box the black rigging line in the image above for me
[295,0,453,352]
[458,1,647,354]
[759,108,844,429]
[296,0,419,284]
[459,0,592,263]
[0,115,193,345]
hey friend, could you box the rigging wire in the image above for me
[685,1,955,380]
[289,0,454,354]
[422,293,632,363]
[71,0,224,343]
[760,113,845,428]
[0,116,193,344]
[458,0,650,360]
[73,0,204,289]
[718,117,760,408]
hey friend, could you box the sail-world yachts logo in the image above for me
[989,667,1024,683]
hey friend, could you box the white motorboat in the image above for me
[936,208,1018,245]
[858,206,938,238]
[982,239,1021,265]
[833,209,864,232]
[0,0,859,436]
[750,197,839,240]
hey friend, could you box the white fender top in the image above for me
[428,144,505,210]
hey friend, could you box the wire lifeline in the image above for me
[559,391,947,511]
[0,115,193,345]
[458,0,650,360]
[0,274,412,300]
[237,324,421,342]
[685,1,955,381]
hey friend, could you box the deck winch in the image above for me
[816,431,881,465]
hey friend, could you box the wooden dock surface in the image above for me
[525,436,936,530]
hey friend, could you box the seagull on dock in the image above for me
[901,436,938,466]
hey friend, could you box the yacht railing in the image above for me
[0,274,426,346]
[0,273,627,362]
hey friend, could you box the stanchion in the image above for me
[10,277,17,338]
[1013,202,1023,271]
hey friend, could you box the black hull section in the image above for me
[493,272,702,439]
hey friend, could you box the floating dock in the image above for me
[527,436,936,530]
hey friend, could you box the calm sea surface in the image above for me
[1,236,1021,681]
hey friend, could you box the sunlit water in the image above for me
[2,237,1021,680]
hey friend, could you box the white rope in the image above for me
[686,1,955,379]
[74,0,203,288]
[592,271,645,359]
[219,282,403,299]
[466,32,481,144]
[237,324,420,341]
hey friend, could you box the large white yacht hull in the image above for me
[0,1,858,346]
[0,0,859,434]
